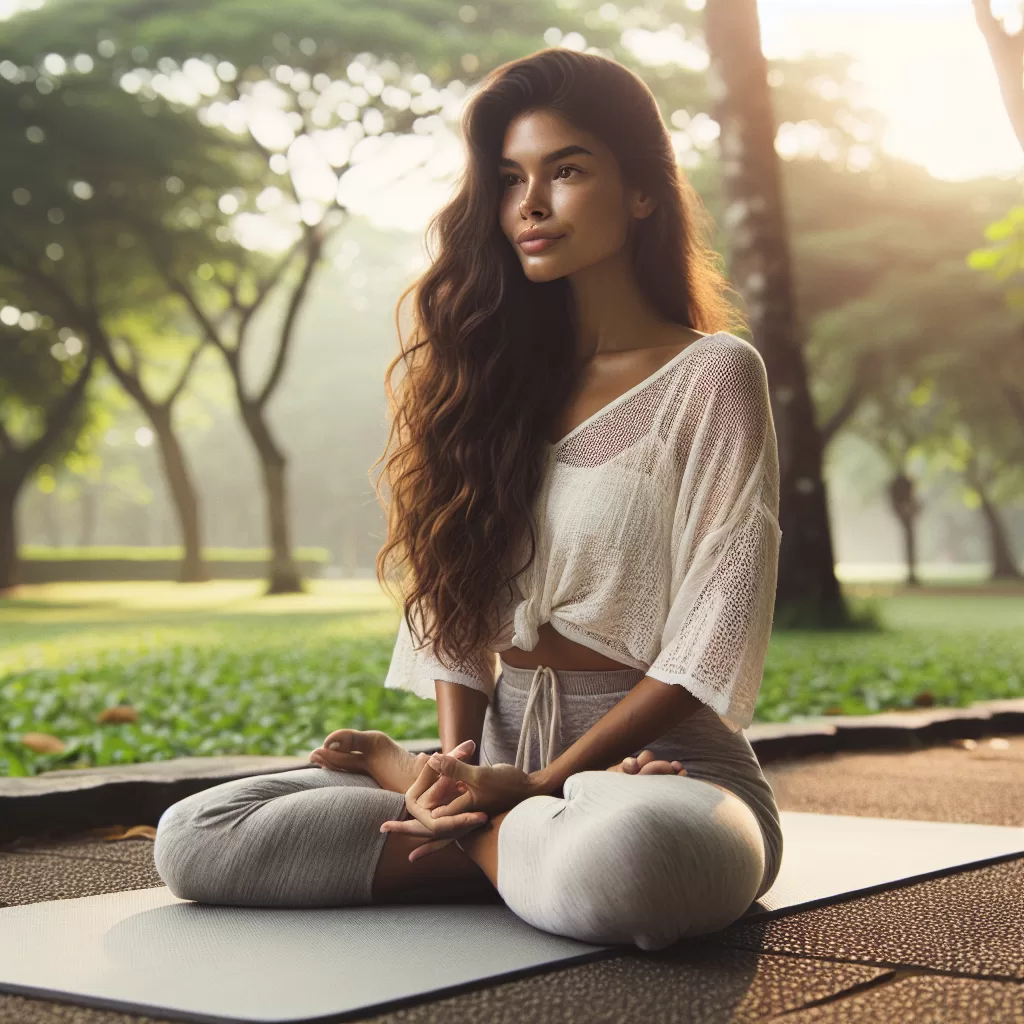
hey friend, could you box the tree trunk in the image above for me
[0,486,18,592]
[975,484,1022,580]
[149,406,209,583]
[704,0,850,627]
[888,472,920,586]
[242,404,303,594]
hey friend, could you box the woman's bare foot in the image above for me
[309,730,472,796]
[606,749,687,776]
[605,750,733,797]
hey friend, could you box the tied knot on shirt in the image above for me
[512,593,543,651]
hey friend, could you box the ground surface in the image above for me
[2,733,1022,1023]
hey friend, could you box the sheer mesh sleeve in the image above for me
[644,340,782,733]
[382,604,498,702]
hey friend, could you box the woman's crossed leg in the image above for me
[154,736,762,951]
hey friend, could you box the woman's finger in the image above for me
[422,755,478,816]
[426,753,476,786]
[384,809,487,836]
[429,791,478,817]
[403,760,487,831]
[406,757,444,801]
[380,817,433,838]
[408,838,456,863]
[638,760,677,775]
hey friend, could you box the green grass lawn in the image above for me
[1,580,1022,777]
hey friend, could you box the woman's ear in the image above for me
[630,189,658,221]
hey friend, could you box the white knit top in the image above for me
[383,330,782,734]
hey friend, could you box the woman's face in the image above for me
[497,107,654,283]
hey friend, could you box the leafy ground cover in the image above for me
[1,580,1022,776]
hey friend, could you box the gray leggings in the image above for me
[154,660,766,952]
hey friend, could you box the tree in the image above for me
[704,0,850,626]
[849,372,944,586]
[0,323,97,590]
[0,53,245,583]
[968,206,1024,433]
[971,0,1024,438]
[3,0,613,593]
[930,357,1024,581]
[973,0,1024,150]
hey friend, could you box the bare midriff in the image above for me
[498,621,631,672]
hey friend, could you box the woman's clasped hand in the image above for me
[380,746,691,863]
[379,749,537,862]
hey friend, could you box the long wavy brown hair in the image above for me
[372,47,746,675]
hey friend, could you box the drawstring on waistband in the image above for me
[514,665,563,773]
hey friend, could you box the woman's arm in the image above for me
[436,679,489,764]
[530,676,702,796]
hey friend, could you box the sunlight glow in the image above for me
[758,0,1024,182]
[2,0,1019,243]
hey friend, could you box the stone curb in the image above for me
[2,703,1023,843]
[0,739,440,844]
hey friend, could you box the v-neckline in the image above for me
[545,331,720,449]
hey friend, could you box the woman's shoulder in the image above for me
[664,331,771,449]
[674,331,769,408]
[685,331,766,380]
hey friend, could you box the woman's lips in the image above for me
[519,235,564,254]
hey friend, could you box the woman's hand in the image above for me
[421,754,538,818]
[379,756,494,862]
[308,730,475,804]
[606,749,688,776]
[379,754,538,863]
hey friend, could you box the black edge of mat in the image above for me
[3,703,1023,843]
[736,848,1024,925]
[0,944,625,1024]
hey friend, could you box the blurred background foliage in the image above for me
[1,0,1022,772]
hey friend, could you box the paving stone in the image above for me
[0,849,162,907]
[717,856,1024,979]
[2,832,163,864]
[775,971,1024,1023]
[0,995,174,1024]
[351,946,890,1024]
[761,736,1024,828]
[721,737,1024,981]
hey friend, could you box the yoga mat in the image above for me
[2,811,1023,1024]
[743,811,1024,917]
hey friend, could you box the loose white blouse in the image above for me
[383,330,782,734]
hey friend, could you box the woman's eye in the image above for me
[501,166,580,188]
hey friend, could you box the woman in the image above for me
[154,48,784,953]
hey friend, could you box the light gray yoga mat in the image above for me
[748,811,1024,915]
[1,811,1023,1024]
